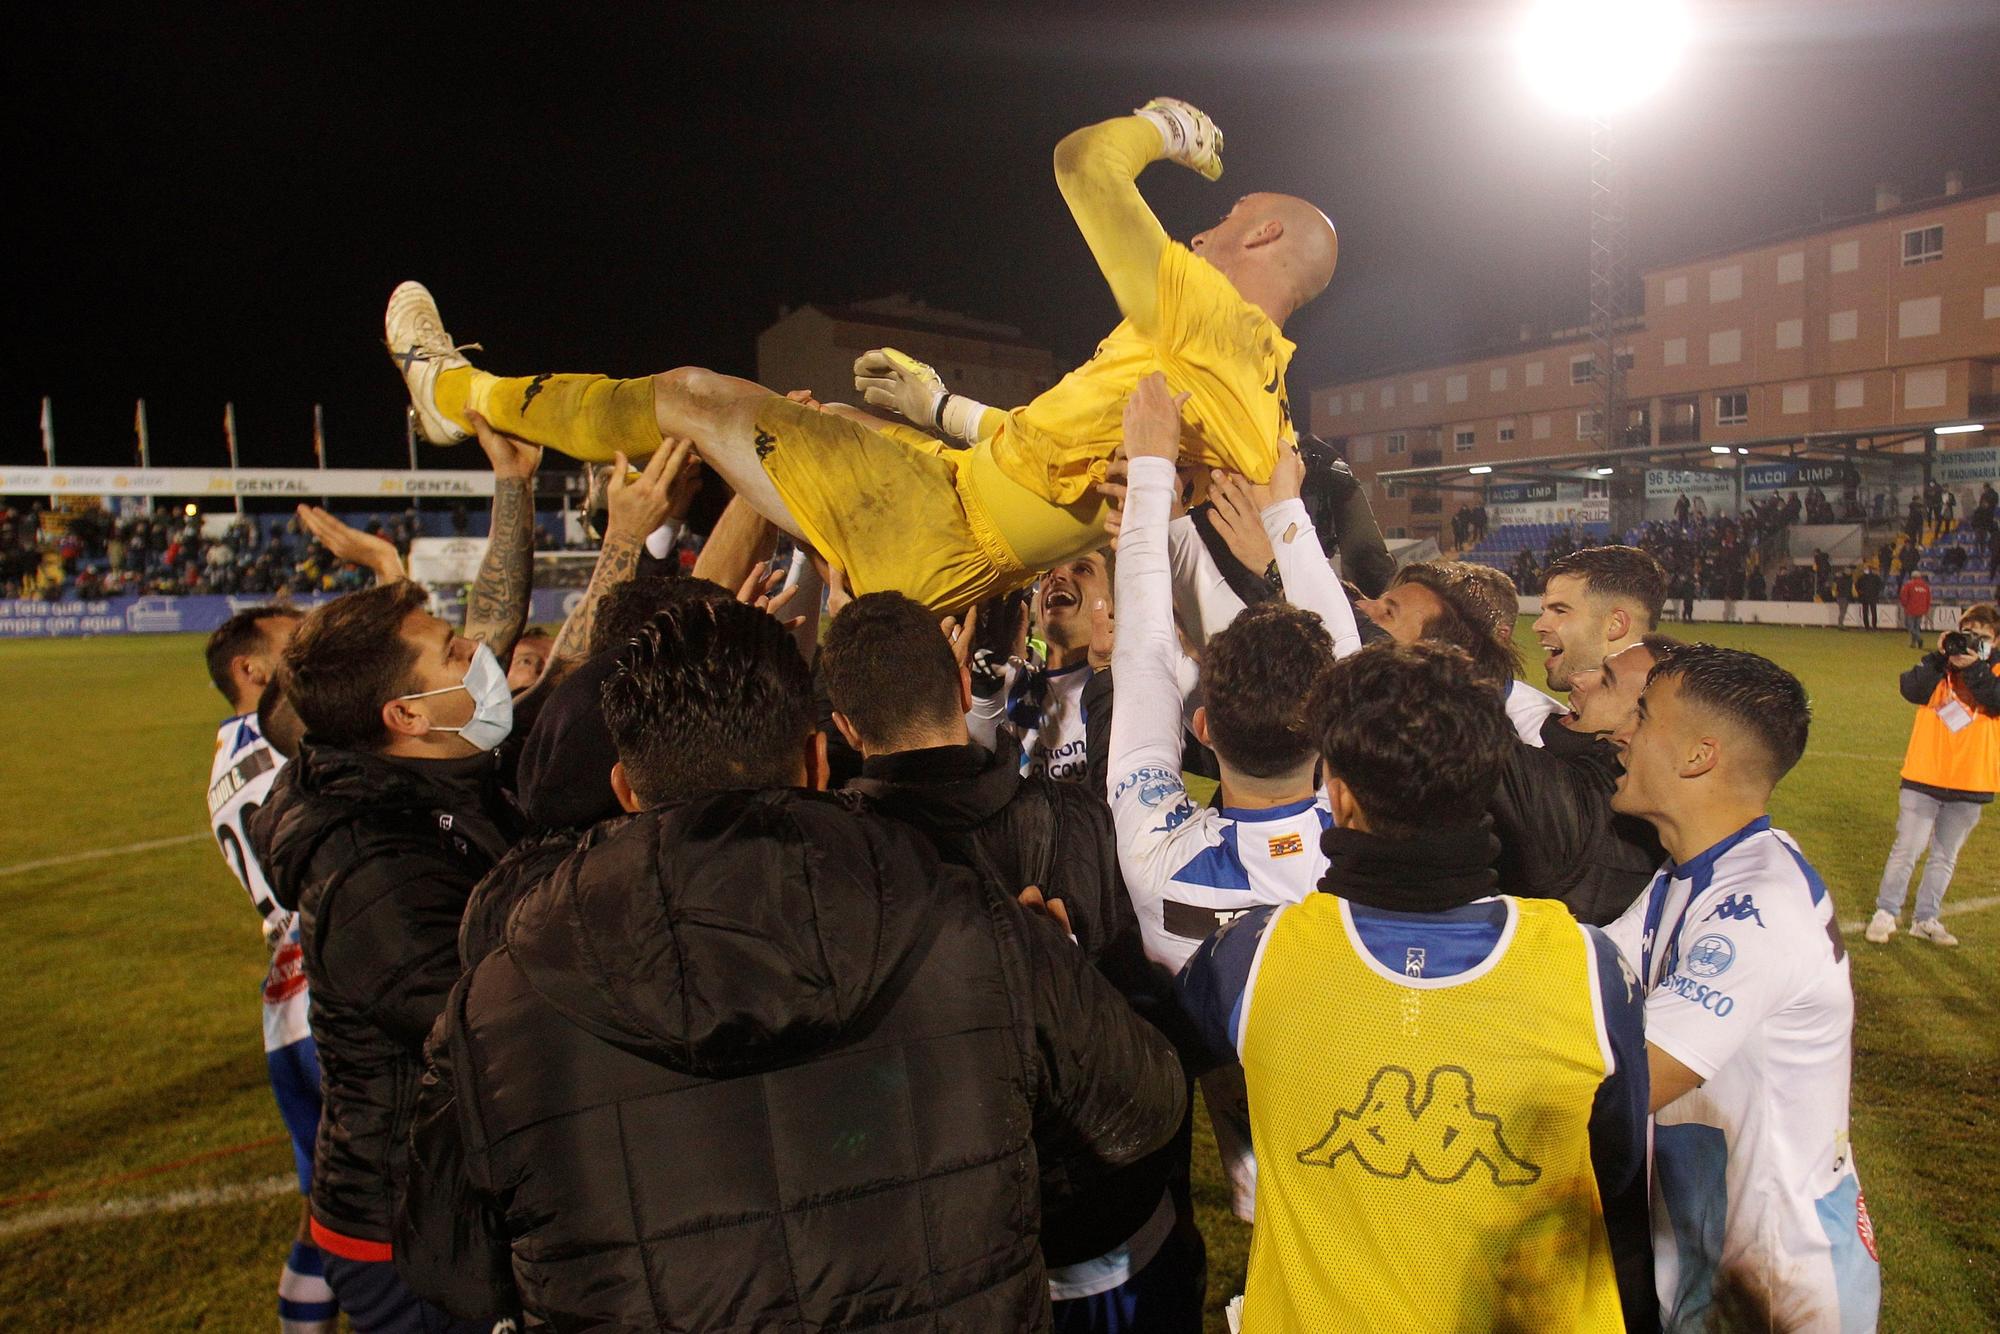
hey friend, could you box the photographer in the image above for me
[1866,603,2000,947]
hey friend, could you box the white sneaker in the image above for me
[1863,909,1898,944]
[384,281,480,445]
[1911,918,1959,947]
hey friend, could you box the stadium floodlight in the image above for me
[1595,466,1615,475]
[1518,0,1691,115]
[1709,445,1732,454]
[1737,447,1749,454]
[1469,465,1495,474]
[1935,422,1986,435]
[184,503,199,516]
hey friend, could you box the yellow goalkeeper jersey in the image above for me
[1239,895,1625,1334]
[991,240,1295,506]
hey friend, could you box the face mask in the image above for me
[398,642,514,751]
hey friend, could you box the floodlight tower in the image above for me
[1520,0,1688,518]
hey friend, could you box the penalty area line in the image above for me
[0,1174,296,1240]
[0,833,207,879]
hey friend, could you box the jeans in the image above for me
[1875,787,1986,921]
[1904,610,1925,647]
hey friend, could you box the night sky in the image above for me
[10,1,2000,471]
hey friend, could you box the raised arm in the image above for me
[1241,449,1363,656]
[1109,374,1191,805]
[1054,100,1221,336]
[544,440,693,674]
[461,412,543,659]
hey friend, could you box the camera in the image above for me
[1941,631,1989,659]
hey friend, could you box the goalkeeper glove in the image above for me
[853,347,994,444]
[1134,97,1224,181]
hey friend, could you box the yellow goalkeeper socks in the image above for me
[434,367,660,463]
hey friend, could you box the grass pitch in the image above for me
[0,622,1995,1330]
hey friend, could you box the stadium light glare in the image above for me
[1518,0,1690,114]
[1709,445,1732,454]
[1469,465,1494,475]
[1595,466,1615,475]
[1935,423,1986,435]
[183,503,198,516]
[1737,447,1749,455]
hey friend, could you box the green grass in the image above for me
[1,624,1995,1330]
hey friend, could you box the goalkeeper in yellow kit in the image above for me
[385,99,1338,613]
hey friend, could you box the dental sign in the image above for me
[1,467,496,498]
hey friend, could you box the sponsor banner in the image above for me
[1742,460,1858,492]
[1645,468,1737,501]
[408,536,491,586]
[1487,481,1565,504]
[0,588,577,638]
[1490,496,1611,527]
[1934,446,2000,486]
[0,467,495,499]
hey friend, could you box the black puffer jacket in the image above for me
[1488,717,1644,927]
[846,744,1193,1270]
[249,744,520,1246]
[1535,717,1665,925]
[397,788,1187,1330]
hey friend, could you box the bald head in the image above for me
[1192,192,1338,323]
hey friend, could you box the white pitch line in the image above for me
[1802,751,1901,763]
[0,1174,294,1241]
[0,833,207,879]
[1842,893,2000,933]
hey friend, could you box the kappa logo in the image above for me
[1704,893,1766,927]
[1296,1065,1541,1186]
[754,429,778,461]
[519,373,553,413]
[1404,947,1427,978]
[1268,832,1305,859]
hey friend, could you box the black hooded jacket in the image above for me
[249,742,520,1245]
[396,788,1188,1330]
[845,743,1192,1270]
[1489,716,1660,927]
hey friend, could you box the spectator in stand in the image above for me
[1906,494,1927,548]
[1866,605,2000,948]
[1942,487,1957,534]
[1833,568,1854,629]
[1900,571,1932,648]
[1747,564,1767,602]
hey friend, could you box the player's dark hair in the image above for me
[1646,643,1811,787]
[1310,640,1513,839]
[256,677,305,762]
[820,592,964,751]
[1203,602,1337,778]
[282,581,429,751]
[601,599,814,807]
[1543,545,1669,630]
[589,575,732,658]
[1390,561,1520,694]
[1636,632,1683,658]
[204,605,292,704]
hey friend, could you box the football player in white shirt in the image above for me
[968,552,1111,783]
[1108,374,1361,1217]
[1604,644,1880,1334]
[204,606,337,1334]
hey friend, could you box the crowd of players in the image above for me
[183,99,2000,1334]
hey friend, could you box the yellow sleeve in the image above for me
[1155,243,1288,483]
[1053,115,1171,335]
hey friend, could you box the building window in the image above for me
[1663,337,1687,366]
[1386,432,1407,455]
[1709,265,1743,303]
[1386,480,1405,499]
[1325,394,1342,417]
[1532,414,1551,440]
[1715,392,1748,426]
[1615,349,1635,374]
[1830,239,1859,273]
[1898,295,1941,339]
[1524,361,1544,387]
[1412,381,1430,404]
[1488,367,1508,392]
[1454,429,1476,453]
[1576,410,1602,439]
[1777,251,1804,284]
[1348,391,1363,412]
[1904,368,1947,411]
[1781,384,1809,415]
[1987,285,2000,320]
[1708,329,1742,365]
[1663,275,1687,306]
[1446,374,1469,404]
[1901,224,1944,266]
[1570,354,1595,385]
[1775,318,1803,350]
[1498,421,1516,443]
[1834,377,1865,410]
[1828,309,1858,342]
[1380,384,1397,409]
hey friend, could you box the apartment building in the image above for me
[757,295,1057,416]
[1313,177,2000,539]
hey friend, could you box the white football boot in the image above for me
[385,281,481,445]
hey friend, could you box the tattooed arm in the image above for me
[462,412,543,659]
[545,439,697,674]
